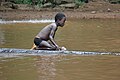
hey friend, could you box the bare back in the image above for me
[36,23,57,41]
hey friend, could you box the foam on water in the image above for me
[0,19,55,24]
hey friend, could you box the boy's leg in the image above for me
[38,41,56,50]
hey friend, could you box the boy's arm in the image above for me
[49,26,59,49]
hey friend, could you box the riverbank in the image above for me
[0,1,120,20]
[0,9,120,20]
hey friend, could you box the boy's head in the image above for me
[55,13,66,27]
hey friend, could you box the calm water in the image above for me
[0,19,120,80]
[0,19,120,52]
[0,55,120,80]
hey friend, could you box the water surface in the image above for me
[0,19,120,52]
[0,55,120,80]
[0,19,120,80]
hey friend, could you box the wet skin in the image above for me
[35,17,66,50]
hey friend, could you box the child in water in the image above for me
[32,13,66,50]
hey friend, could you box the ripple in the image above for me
[0,19,55,24]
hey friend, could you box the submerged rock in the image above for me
[0,48,119,56]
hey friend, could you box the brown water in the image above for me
[0,55,120,80]
[0,19,120,52]
[0,19,120,80]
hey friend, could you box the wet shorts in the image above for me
[34,38,42,47]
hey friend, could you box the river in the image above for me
[0,19,120,80]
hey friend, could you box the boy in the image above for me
[32,13,66,50]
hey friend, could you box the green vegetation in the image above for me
[1,0,119,9]
[75,0,85,7]
[109,0,120,4]
[14,0,32,4]
[13,0,87,7]
[14,0,43,7]
[3,0,120,5]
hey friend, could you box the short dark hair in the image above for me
[55,13,66,22]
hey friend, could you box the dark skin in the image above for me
[35,17,66,50]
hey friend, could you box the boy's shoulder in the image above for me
[46,23,57,29]
[49,22,57,27]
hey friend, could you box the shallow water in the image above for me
[0,19,120,52]
[0,55,120,80]
[0,19,120,80]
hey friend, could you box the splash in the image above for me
[0,19,55,24]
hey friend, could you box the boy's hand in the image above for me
[55,45,67,51]
[56,46,61,50]
[61,47,67,50]
[59,47,67,51]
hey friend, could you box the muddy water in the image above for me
[0,55,120,80]
[0,19,120,80]
[0,19,120,52]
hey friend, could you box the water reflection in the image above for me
[0,19,120,80]
[36,56,56,80]
[0,27,5,45]
[0,55,120,80]
[35,55,66,80]
[0,19,120,52]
